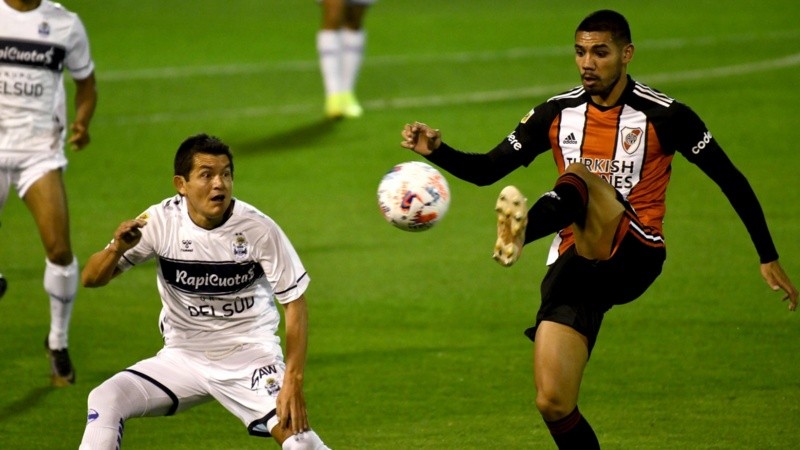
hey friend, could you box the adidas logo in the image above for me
[562,133,578,145]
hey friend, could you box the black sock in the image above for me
[524,172,589,243]
[545,407,600,450]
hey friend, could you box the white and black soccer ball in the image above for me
[377,161,450,232]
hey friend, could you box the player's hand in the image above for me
[401,121,442,156]
[276,375,309,436]
[109,219,147,253]
[68,122,91,151]
[760,260,798,311]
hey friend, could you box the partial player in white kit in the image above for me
[0,0,97,386]
[79,134,332,450]
[316,0,376,119]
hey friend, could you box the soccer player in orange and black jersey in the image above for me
[400,9,797,450]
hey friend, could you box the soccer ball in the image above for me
[377,161,450,231]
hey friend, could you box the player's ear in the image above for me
[622,43,634,63]
[173,175,187,195]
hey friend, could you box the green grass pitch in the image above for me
[0,0,798,448]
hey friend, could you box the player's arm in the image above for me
[674,108,798,310]
[69,72,97,151]
[277,294,310,435]
[400,121,539,186]
[81,219,146,287]
[761,261,798,311]
[690,150,797,310]
[401,121,442,156]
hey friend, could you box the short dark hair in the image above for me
[576,10,632,45]
[174,133,234,179]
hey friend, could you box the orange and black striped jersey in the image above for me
[427,76,778,263]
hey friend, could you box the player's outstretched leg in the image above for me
[524,172,588,244]
[493,186,528,267]
[0,273,6,299]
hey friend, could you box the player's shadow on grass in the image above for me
[0,386,52,422]
[232,118,338,154]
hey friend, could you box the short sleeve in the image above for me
[256,222,309,304]
[65,16,94,79]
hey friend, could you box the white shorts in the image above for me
[0,150,68,211]
[127,344,286,437]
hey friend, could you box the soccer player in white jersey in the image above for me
[78,134,332,450]
[401,9,797,449]
[0,0,97,386]
[316,0,376,119]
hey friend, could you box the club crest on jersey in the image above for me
[620,127,644,154]
[38,22,51,37]
[232,233,249,261]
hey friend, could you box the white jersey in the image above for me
[0,0,94,152]
[117,195,310,352]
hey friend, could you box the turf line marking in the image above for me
[101,30,800,82]
[102,53,800,126]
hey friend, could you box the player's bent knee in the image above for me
[564,162,591,177]
[87,379,128,413]
[535,392,575,422]
[87,372,152,420]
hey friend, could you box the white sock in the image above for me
[317,30,343,95]
[79,413,124,450]
[340,29,366,93]
[44,256,78,349]
[281,430,331,450]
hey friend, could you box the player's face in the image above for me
[174,153,233,230]
[574,31,633,104]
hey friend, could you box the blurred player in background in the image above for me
[316,0,375,119]
[0,0,97,387]
[79,134,332,450]
[401,9,797,449]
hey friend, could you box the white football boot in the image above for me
[493,186,528,267]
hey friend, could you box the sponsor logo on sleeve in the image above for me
[506,132,523,151]
[690,131,713,154]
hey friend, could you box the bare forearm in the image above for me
[283,296,309,381]
[81,245,124,287]
[276,295,311,434]
[82,218,146,287]
[69,74,97,150]
[74,73,97,127]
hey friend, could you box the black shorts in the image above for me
[524,211,666,354]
